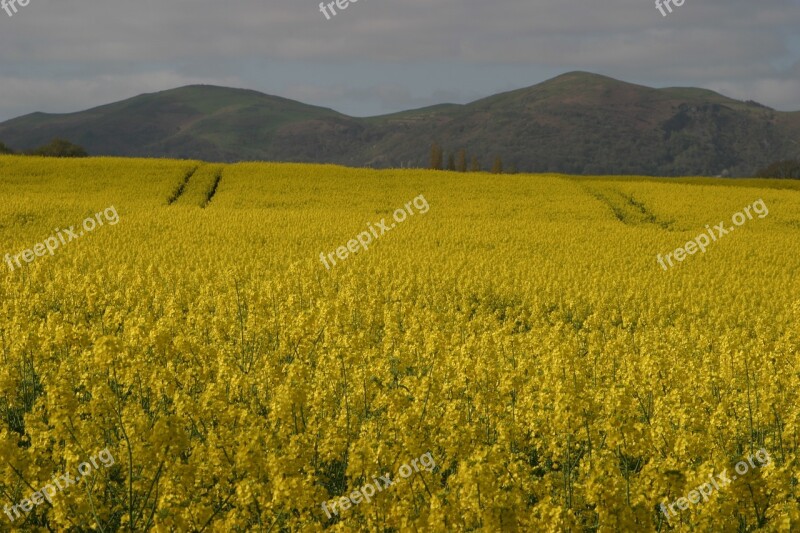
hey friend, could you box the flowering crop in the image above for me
[0,156,799,531]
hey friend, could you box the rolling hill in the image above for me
[1,72,798,176]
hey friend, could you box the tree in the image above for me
[455,149,467,172]
[447,153,456,171]
[0,141,14,154]
[430,142,443,170]
[469,156,481,172]
[755,159,800,179]
[491,156,503,174]
[29,138,88,158]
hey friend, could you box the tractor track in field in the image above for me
[201,168,223,208]
[581,183,676,230]
[167,164,201,205]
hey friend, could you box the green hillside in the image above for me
[0,72,798,176]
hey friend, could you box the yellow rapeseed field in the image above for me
[0,155,799,532]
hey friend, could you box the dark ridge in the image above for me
[1,72,798,176]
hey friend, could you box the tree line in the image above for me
[0,138,88,157]
[428,142,516,174]
[755,159,800,179]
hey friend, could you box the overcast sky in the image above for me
[0,0,798,121]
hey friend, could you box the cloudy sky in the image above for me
[0,0,799,121]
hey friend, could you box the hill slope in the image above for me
[1,72,798,176]
[0,85,361,162]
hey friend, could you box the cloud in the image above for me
[0,0,797,118]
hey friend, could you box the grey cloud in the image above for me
[0,0,797,118]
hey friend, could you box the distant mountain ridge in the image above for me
[1,72,798,176]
